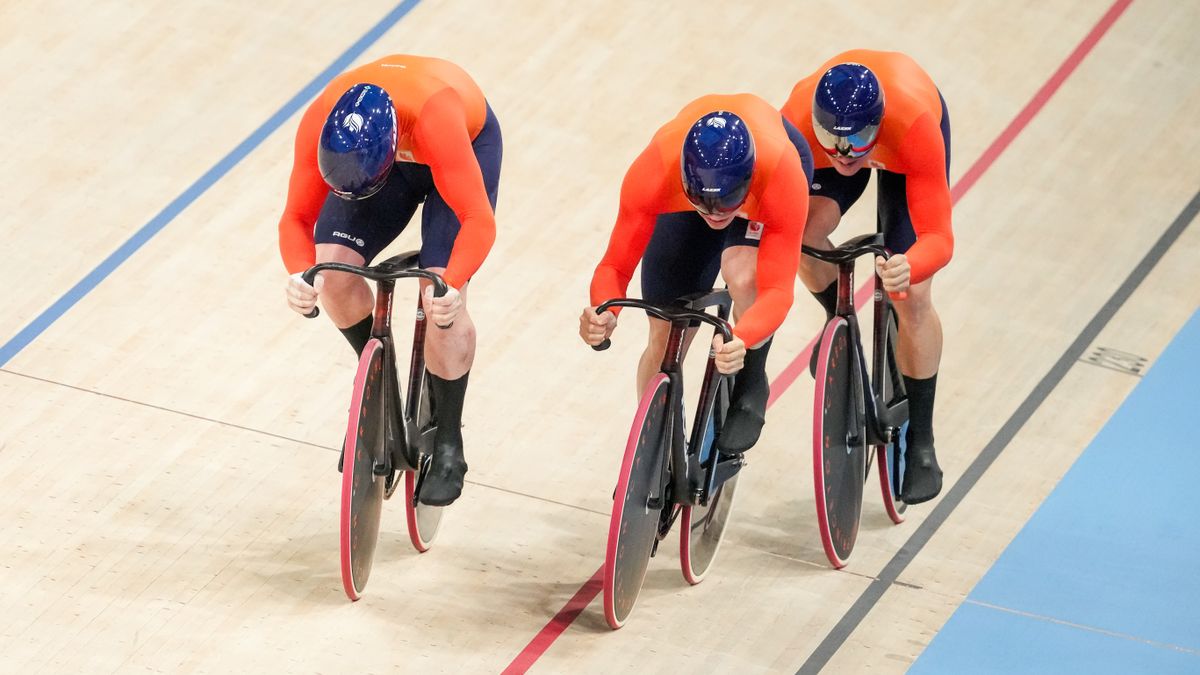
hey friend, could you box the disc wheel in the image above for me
[603,373,671,629]
[340,339,388,600]
[813,318,867,568]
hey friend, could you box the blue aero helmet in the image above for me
[812,63,885,159]
[318,83,398,200]
[681,111,755,217]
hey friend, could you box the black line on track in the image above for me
[797,189,1200,674]
[0,368,610,518]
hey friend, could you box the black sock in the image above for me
[717,338,772,453]
[732,338,772,406]
[429,371,469,449]
[904,373,937,448]
[809,282,838,377]
[338,315,373,357]
[419,371,471,505]
[901,373,942,503]
[812,281,838,320]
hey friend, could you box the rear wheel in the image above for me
[603,374,671,630]
[812,318,867,568]
[340,339,388,600]
[405,369,444,552]
[876,307,907,524]
[878,422,908,524]
[680,377,738,584]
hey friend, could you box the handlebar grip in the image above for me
[592,339,611,351]
[430,281,453,329]
[299,270,320,319]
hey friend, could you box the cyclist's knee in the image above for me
[893,279,935,319]
[720,249,757,305]
[804,197,842,243]
[644,318,671,355]
[321,271,369,306]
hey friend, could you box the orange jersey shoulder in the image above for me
[314,55,487,161]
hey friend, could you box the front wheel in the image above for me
[340,339,388,601]
[812,318,867,569]
[603,373,671,630]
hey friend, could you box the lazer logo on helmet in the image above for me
[332,231,366,247]
[833,126,853,131]
[701,187,722,193]
[706,116,728,129]
[343,113,365,133]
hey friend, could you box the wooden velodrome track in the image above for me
[2,0,1198,672]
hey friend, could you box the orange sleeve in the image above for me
[277,98,331,274]
[897,113,953,284]
[413,89,496,289]
[589,145,666,310]
[735,154,807,346]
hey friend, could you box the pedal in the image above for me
[712,454,745,487]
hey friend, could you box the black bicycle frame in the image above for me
[595,292,735,510]
[803,233,909,448]
[302,251,448,472]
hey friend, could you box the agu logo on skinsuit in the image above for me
[746,221,764,241]
[343,113,365,133]
[332,231,366,247]
[706,116,727,129]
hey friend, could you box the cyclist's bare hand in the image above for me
[712,334,746,375]
[286,272,323,316]
[579,307,617,346]
[423,285,462,329]
[875,254,911,294]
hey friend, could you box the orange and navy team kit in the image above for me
[277,55,501,290]
[590,94,815,348]
[783,49,953,284]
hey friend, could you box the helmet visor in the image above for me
[813,121,880,159]
[684,180,750,216]
[329,163,392,201]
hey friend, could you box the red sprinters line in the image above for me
[501,1,1133,670]
[951,0,1134,203]
[502,567,603,674]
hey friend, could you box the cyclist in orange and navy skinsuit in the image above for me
[782,49,952,504]
[279,54,502,506]
[580,94,813,455]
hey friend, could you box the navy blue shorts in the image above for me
[808,92,950,255]
[313,103,502,273]
[640,116,814,305]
